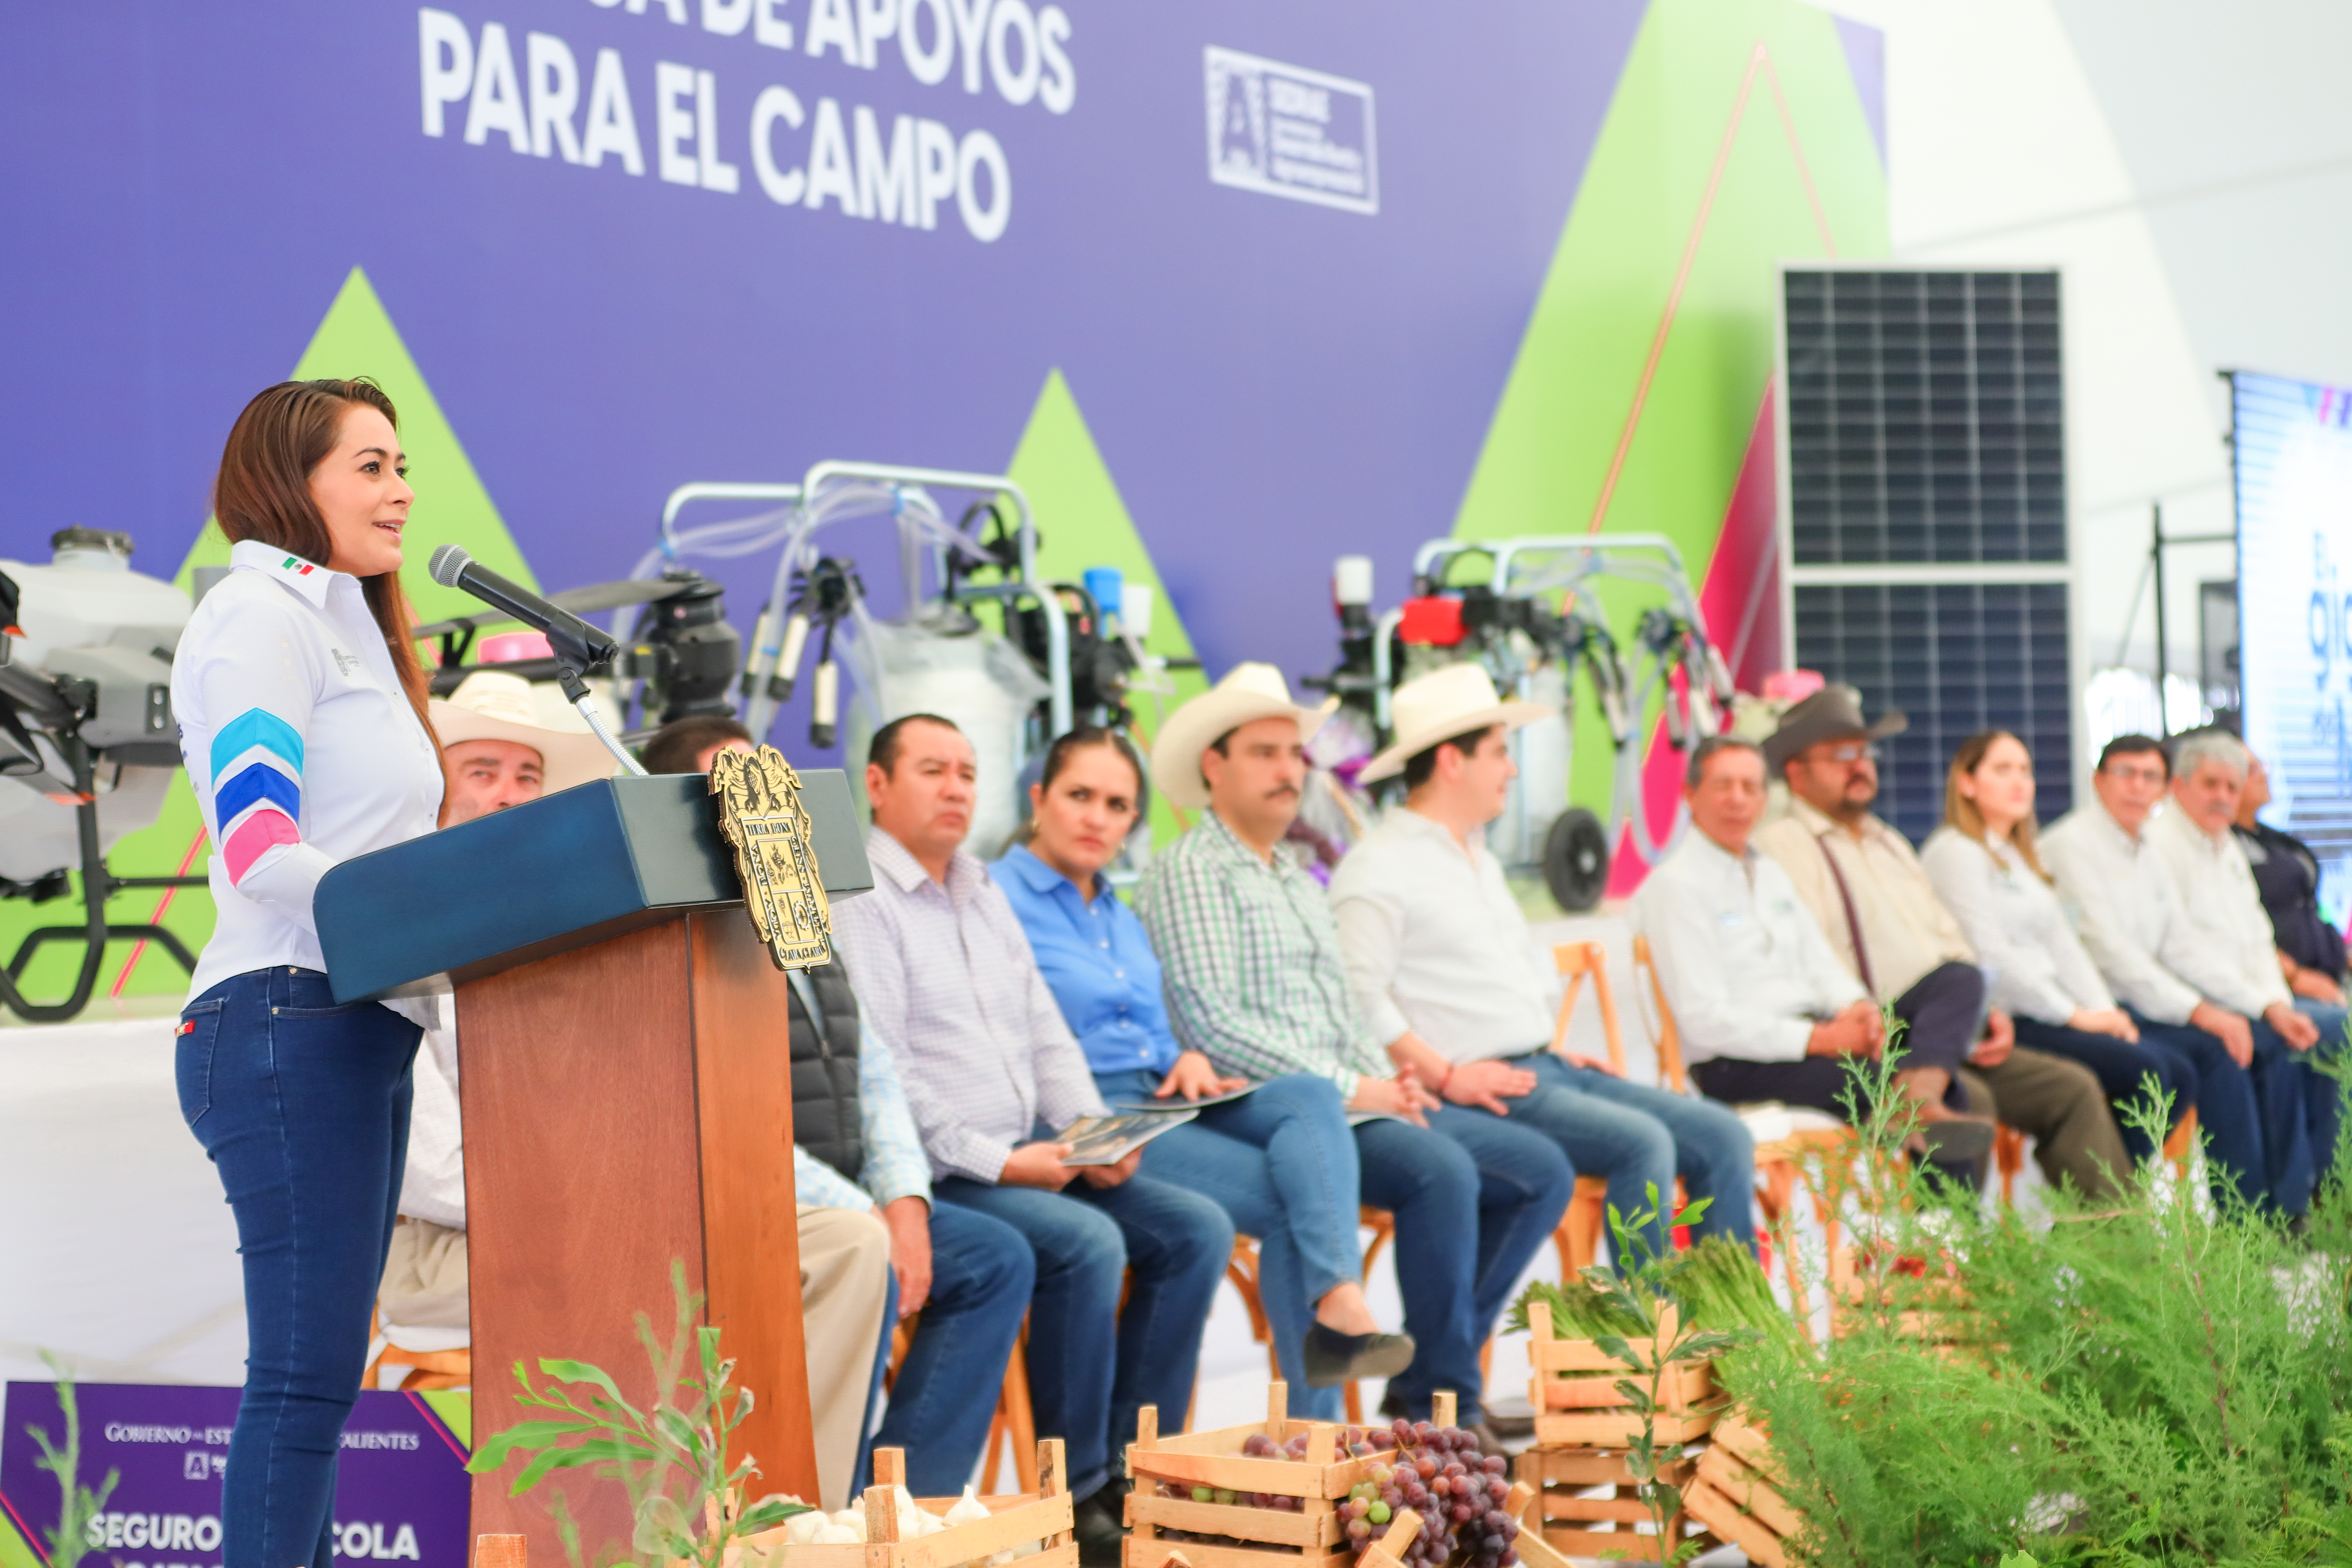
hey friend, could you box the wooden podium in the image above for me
[316,771,873,1562]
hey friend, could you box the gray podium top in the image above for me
[315,769,871,1003]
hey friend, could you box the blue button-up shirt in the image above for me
[992,843,1182,1078]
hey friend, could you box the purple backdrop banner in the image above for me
[0,2,1644,758]
[0,1386,470,1568]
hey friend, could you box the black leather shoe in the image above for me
[1303,1322,1418,1386]
[1072,1486,1127,1568]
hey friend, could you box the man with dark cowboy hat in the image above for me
[1752,687,2128,1196]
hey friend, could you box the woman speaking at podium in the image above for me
[171,380,446,1568]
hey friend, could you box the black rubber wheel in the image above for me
[1542,807,1611,912]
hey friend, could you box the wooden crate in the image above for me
[732,1442,1077,1568]
[1122,1384,1447,1568]
[1511,1446,1709,1565]
[1678,1415,1801,1568]
[1524,1301,1717,1448]
[1827,1250,1992,1360]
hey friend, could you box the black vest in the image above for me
[790,960,864,1181]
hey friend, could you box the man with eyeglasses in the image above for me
[2045,733,2325,1218]
[1752,689,2127,1196]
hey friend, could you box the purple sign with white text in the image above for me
[0,1386,470,1568]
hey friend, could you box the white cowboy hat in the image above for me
[1150,662,1336,811]
[430,669,620,797]
[1356,662,1553,784]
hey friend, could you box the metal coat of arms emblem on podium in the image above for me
[709,744,834,971]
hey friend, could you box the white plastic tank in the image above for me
[3,530,191,669]
[0,531,194,882]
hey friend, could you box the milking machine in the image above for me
[1309,534,1733,911]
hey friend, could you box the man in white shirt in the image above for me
[2152,731,2340,1203]
[1637,736,2004,1179]
[2043,733,2328,1216]
[1330,665,1757,1260]
[1753,691,2127,1197]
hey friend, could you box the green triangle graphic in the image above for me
[174,266,541,603]
[1006,368,1210,845]
[5,268,540,1002]
[1449,0,1888,826]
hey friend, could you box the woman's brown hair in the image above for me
[1944,728,2048,879]
[212,379,436,736]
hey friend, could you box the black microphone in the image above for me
[427,544,619,675]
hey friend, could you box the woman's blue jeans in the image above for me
[1102,1071,1364,1421]
[177,967,421,1568]
[933,1171,1231,1499]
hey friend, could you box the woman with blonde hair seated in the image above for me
[1921,729,2203,1167]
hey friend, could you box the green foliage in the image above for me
[1537,1187,1765,1566]
[468,1261,813,1568]
[25,1357,118,1568]
[1726,1048,2352,1566]
[1507,1236,1790,1345]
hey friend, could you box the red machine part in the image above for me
[1397,595,1465,647]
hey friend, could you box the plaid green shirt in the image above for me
[1134,808,1391,1095]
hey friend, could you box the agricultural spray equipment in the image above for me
[1310,534,1733,910]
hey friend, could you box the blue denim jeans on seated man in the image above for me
[933,1171,1232,1498]
[176,967,421,1568]
[1098,1070,1365,1422]
[2297,999,2349,1192]
[1367,1112,1573,1425]
[1501,1055,1758,1260]
[872,1202,1035,1495]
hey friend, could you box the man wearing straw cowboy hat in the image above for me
[1328,663,1759,1265]
[383,672,905,1511]
[1137,663,1572,1439]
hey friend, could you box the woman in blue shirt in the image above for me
[995,726,1412,1413]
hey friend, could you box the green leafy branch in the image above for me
[1579,1185,1760,1566]
[467,1261,811,1568]
[28,1355,119,1568]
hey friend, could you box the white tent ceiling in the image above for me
[1822,0,2347,690]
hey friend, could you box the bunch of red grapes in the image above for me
[1149,1421,1519,1568]
[1345,1420,1518,1568]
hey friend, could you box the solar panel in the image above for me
[1780,267,2075,844]
[1784,269,2064,566]
[1793,581,2075,843]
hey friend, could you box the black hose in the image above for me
[0,738,111,1022]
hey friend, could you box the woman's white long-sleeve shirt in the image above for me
[174,540,445,1000]
[1919,826,2116,1025]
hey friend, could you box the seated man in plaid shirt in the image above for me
[830,713,1231,1567]
[1135,664,1574,1444]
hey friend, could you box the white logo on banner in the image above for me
[1203,46,1377,216]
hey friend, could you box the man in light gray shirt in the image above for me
[830,713,1229,1560]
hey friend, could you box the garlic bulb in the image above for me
[943,1488,992,1527]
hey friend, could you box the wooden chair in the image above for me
[1548,942,1622,1277]
[1997,1104,2200,1205]
[1629,934,1859,1331]
[887,1311,1039,1494]
[364,1309,471,1392]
